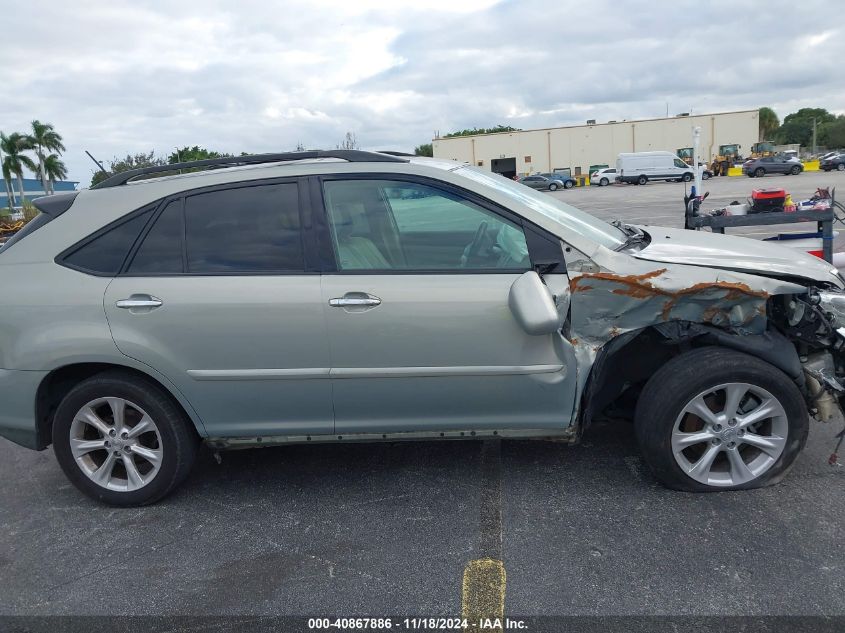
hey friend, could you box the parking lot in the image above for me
[2,170,845,622]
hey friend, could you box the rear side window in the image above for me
[63,210,153,274]
[185,183,303,273]
[128,201,183,274]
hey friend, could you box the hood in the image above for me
[632,225,841,286]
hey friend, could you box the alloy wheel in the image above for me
[671,383,788,487]
[69,397,163,492]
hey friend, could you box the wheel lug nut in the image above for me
[121,431,129,439]
[713,424,722,432]
[738,429,745,436]
[109,429,116,437]
[104,441,111,448]
[727,441,736,448]
[728,418,737,427]
[712,438,721,445]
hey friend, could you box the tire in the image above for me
[637,175,648,185]
[52,371,199,506]
[702,172,711,180]
[682,173,692,182]
[548,183,558,191]
[790,165,801,175]
[838,163,845,171]
[564,180,574,189]
[600,178,609,186]
[634,347,808,492]
[754,167,765,177]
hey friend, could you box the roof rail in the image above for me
[91,150,409,189]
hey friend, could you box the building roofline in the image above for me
[432,109,759,142]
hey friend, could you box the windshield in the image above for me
[455,166,627,250]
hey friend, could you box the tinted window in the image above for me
[185,183,303,273]
[129,200,183,274]
[323,179,530,271]
[64,210,152,274]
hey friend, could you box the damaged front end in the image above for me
[565,241,845,463]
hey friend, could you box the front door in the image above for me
[316,176,574,434]
[105,180,333,438]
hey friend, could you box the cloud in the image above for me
[0,0,843,185]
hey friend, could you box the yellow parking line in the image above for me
[462,557,506,630]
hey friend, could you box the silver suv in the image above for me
[2,150,844,505]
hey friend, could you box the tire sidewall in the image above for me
[52,375,190,506]
[635,348,809,492]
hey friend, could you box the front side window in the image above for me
[674,159,687,168]
[185,183,303,273]
[323,179,530,271]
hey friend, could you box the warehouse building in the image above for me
[432,109,759,179]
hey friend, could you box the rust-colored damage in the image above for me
[570,269,770,325]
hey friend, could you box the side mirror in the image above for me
[508,271,562,336]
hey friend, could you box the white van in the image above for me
[617,151,695,185]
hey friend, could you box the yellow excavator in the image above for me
[750,141,776,159]
[710,144,742,177]
[677,148,694,165]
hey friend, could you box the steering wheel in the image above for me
[461,221,489,268]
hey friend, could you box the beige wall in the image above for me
[432,110,759,176]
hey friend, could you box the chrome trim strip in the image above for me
[188,364,564,381]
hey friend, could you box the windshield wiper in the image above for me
[611,221,647,249]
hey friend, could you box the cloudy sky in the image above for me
[1,0,843,185]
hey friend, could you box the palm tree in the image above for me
[43,154,68,194]
[0,132,37,207]
[0,139,15,209]
[759,107,780,142]
[30,120,65,193]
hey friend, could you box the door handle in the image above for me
[115,295,163,310]
[329,296,381,308]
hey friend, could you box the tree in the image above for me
[443,125,519,138]
[30,120,65,193]
[758,107,779,141]
[43,154,68,194]
[414,143,433,157]
[0,132,37,206]
[775,108,836,146]
[90,151,167,187]
[0,138,15,208]
[820,115,845,149]
[337,132,359,150]
[167,145,228,164]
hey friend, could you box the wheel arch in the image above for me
[578,320,804,429]
[34,361,207,450]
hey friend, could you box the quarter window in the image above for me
[184,183,303,273]
[322,179,530,271]
[63,209,153,274]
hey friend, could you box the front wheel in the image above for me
[682,173,692,182]
[548,182,559,191]
[637,175,648,185]
[790,165,801,175]
[634,347,808,492]
[754,167,765,177]
[600,177,609,186]
[838,163,845,171]
[564,180,574,189]
[52,371,199,506]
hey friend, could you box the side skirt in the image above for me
[206,426,579,450]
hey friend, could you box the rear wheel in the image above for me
[52,371,199,506]
[548,182,559,191]
[754,167,765,177]
[634,347,808,492]
[637,175,648,185]
[838,163,845,171]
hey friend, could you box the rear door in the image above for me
[314,176,575,435]
[104,179,333,439]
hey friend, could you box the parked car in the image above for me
[519,174,567,191]
[616,151,695,184]
[743,154,804,177]
[821,153,845,172]
[590,167,617,186]
[2,150,844,505]
[541,173,576,189]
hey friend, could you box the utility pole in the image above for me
[812,118,818,156]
